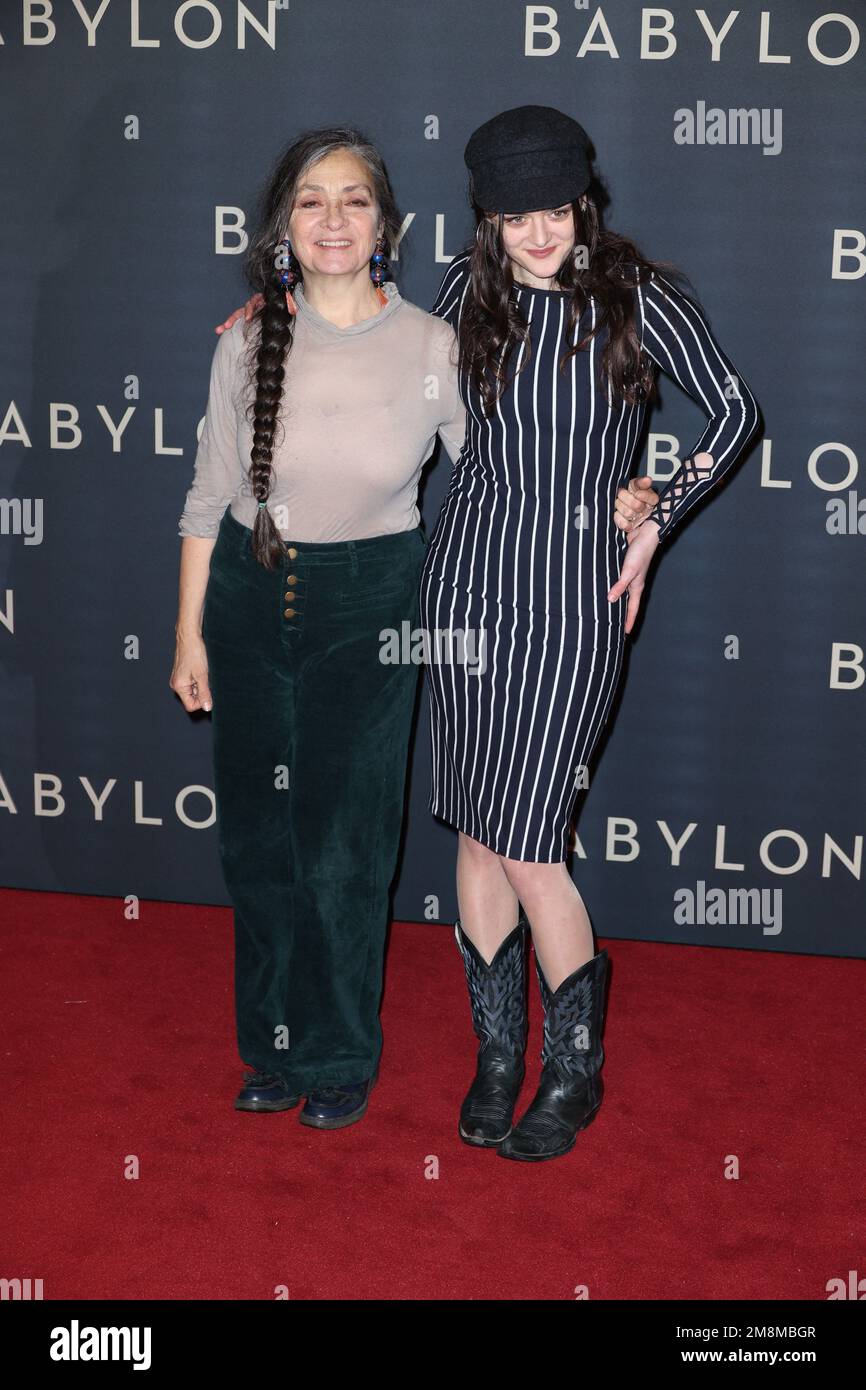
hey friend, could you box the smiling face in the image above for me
[287,148,383,281]
[495,203,579,288]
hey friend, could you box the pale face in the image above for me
[496,203,578,289]
[287,148,383,281]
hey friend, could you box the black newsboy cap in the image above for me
[464,105,593,214]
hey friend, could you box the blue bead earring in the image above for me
[370,235,388,301]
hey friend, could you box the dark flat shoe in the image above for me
[298,1075,376,1130]
[234,1069,301,1112]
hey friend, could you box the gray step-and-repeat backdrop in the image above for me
[1,2,863,956]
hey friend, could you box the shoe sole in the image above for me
[234,1096,301,1112]
[296,1069,379,1129]
[496,1108,600,1162]
[298,1098,369,1130]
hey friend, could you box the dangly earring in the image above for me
[276,236,299,315]
[370,234,389,305]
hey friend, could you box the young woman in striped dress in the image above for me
[421,106,760,1162]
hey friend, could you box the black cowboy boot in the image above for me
[454,915,529,1147]
[497,947,609,1162]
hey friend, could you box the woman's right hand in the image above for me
[215,293,265,335]
[170,631,213,712]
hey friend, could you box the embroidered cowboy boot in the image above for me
[497,947,609,1162]
[455,915,529,1147]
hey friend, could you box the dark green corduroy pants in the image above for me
[202,507,425,1091]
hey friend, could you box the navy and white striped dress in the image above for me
[418,251,759,862]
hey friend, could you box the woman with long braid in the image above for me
[170,128,468,1129]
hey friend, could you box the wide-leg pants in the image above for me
[202,506,426,1091]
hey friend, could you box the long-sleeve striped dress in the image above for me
[418,250,760,862]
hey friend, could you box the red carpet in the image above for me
[2,888,863,1301]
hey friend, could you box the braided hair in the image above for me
[240,126,403,569]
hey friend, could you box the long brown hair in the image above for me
[239,127,403,569]
[459,192,689,416]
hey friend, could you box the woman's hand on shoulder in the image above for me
[215,293,264,335]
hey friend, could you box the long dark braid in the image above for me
[241,248,293,570]
[240,126,403,569]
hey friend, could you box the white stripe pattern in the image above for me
[419,253,760,862]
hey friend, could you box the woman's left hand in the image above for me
[607,521,660,634]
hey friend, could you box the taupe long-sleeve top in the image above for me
[178,280,467,542]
